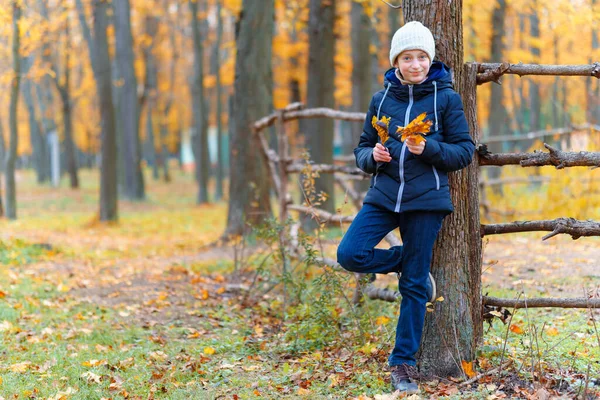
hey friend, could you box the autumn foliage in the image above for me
[397,112,432,145]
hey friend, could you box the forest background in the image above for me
[0,0,599,399]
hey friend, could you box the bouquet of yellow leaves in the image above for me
[396,112,432,145]
[371,116,391,144]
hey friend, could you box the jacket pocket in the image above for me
[432,165,440,190]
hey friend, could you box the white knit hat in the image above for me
[389,21,436,67]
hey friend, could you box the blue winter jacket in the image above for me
[354,62,475,214]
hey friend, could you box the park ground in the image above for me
[0,169,599,399]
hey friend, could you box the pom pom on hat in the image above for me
[389,21,436,67]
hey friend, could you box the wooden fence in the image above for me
[252,62,600,312]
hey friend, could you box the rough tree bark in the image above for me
[189,0,210,204]
[5,2,21,220]
[225,0,274,236]
[114,0,145,200]
[302,0,336,230]
[403,1,482,377]
[93,0,118,221]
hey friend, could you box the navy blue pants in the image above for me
[337,203,445,367]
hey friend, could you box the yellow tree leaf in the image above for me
[461,360,477,378]
[371,115,391,144]
[396,112,432,144]
[510,324,524,334]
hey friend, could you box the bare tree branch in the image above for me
[477,62,600,84]
[481,218,600,240]
[254,105,364,133]
[288,204,354,224]
[287,162,370,178]
[484,296,600,309]
[478,143,600,169]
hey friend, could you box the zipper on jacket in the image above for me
[432,165,440,190]
[394,85,414,213]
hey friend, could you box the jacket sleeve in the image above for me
[353,95,380,174]
[417,91,475,172]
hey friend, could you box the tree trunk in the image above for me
[486,0,507,189]
[21,57,48,184]
[351,0,371,193]
[214,0,224,201]
[5,2,21,220]
[189,0,210,204]
[39,0,78,187]
[60,14,79,189]
[143,14,159,181]
[529,4,541,133]
[403,1,482,377]
[93,0,118,221]
[302,0,336,232]
[225,0,274,236]
[37,0,57,185]
[159,0,178,184]
[114,0,144,200]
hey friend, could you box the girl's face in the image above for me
[395,50,431,84]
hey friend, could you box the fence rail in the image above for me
[252,59,600,310]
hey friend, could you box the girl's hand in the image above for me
[405,137,425,155]
[373,143,392,162]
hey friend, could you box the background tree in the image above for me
[93,0,118,221]
[402,0,482,377]
[21,55,47,184]
[225,0,274,236]
[302,0,336,231]
[114,0,145,200]
[350,0,371,192]
[213,0,225,201]
[486,0,507,187]
[5,1,21,220]
[189,0,210,204]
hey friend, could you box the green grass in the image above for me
[1,169,599,398]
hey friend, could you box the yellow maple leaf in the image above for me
[461,360,477,378]
[375,316,390,325]
[203,347,216,355]
[371,115,391,144]
[396,112,432,145]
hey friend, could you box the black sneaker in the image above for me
[396,272,437,303]
[390,364,419,394]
